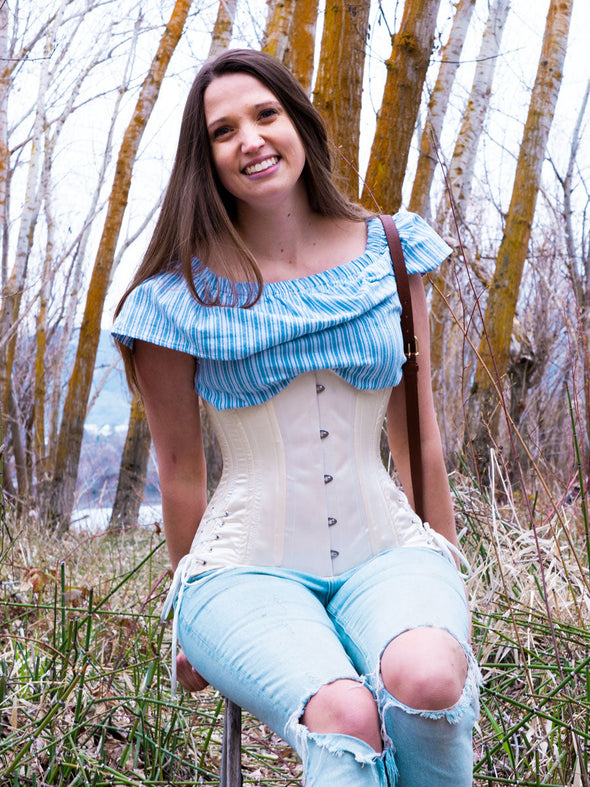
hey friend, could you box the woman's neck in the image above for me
[234,190,316,271]
[232,201,366,284]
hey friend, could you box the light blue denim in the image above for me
[175,547,480,786]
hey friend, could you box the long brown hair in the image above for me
[115,49,368,382]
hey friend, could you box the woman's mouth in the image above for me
[243,156,279,176]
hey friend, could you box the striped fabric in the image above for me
[111,212,451,410]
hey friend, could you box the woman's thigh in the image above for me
[327,548,471,682]
[176,568,361,746]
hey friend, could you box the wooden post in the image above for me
[220,698,242,787]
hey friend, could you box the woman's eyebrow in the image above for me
[207,100,282,130]
[207,115,229,131]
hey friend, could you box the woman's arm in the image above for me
[133,339,208,569]
[134,340,210,690]
[386,273,457,547]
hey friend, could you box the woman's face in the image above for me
[204,73,307,212]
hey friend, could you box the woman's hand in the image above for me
[176,649,209,692]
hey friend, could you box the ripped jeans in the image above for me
[175,548,480,786]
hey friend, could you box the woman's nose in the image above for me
[240,124,264,153]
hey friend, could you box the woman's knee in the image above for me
[381,627,468,711]
[301,679,382,753]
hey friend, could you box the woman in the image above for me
[112,49,480,786]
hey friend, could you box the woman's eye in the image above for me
[259,107,278,120]
[212,125,231,139]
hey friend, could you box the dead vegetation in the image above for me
[1,465,588,785]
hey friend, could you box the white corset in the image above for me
[184,370,447,577]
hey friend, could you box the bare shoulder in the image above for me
[313,215,368,269]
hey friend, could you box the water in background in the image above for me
[72,502,163,532]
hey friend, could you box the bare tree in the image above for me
[362,0,442,212]
[313,0,370,199]
[0,0,9,290]
[109,390,151,530]
[282,0,319,93]
[263,0,295,60]
[435,0,511,231]
[409,0,476,219]
[468,0,573,474]
[427,0,511,454]
[0,1,70,505]
[556,75,590,488]
[209,0,238,59]
[0,1,159,513]
[47,0,195,529]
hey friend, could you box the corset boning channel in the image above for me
[186,369,444,577]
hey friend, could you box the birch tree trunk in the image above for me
[362,0,441,213]
[263,0,295,61]
[468,0,573,473]
[561,76,590,489]
[283,0,318,94]
[435,0,511,231]
[0,3,66,504]
[0,1,9,504]
[313,0,370,199]
[408,0,476,219]
[33,162,54,490]
[208,0,238,59]
[46,30,140,472]
[47,0,194,530]
[0,1,8,291]
[428,0,510,447]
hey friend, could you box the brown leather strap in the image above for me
[378,214,424,520]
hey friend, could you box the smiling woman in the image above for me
[111,48,480,787]
[204,73,307,219]
[112,49,367,308]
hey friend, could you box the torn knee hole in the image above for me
[380,627,468,711]
[301,679,383,752]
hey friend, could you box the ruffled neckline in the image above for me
[191,217,387,300]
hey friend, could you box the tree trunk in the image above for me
[208,0,238,59]
[0,1,9,504]
[408,0,476,219]
[434,0,511,231]
[283,0,318,94]
[47,0,194,530]
[313,1,370,199]
[109,390,151,530]
[0,3,60,504]
[467,0,573,474]
[361,0,441,213]
[263,0,295,61]
[0,0,8,290]
[46,37,139,472]
[428,0,510,450]
[6,381,27,506]
[561,76,590,490]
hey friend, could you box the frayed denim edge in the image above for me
[285,677,398,786]
[370,626,483,727]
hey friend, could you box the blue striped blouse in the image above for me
[112,212,451,409]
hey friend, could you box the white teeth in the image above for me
[244,156,278,175]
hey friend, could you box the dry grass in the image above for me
[0,467,588,785]
[458,454,590,786]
